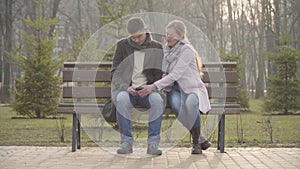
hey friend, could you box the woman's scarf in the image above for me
[162,40,186,73]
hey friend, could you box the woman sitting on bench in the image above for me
[138,20,211,154]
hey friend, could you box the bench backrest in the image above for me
[61,62,240,114]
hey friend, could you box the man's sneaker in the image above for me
[117,142,133,154]
[191,144,203,154]
[147,143,162,155]
[200,141,211,150]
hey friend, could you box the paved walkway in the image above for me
[0,146,299,169]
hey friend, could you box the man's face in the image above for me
[130,29,147,45]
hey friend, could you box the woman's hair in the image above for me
[166,20,187,40]
[166,20,204,78]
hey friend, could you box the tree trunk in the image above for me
[255,0,266,99]
[239,6,247,88]
[60,127,65,142]
[219,1,224,50]
[146,0,153,12]
[265,1,275,85]
[77,0,83,36]
[227,0,236,55]
[48,0,61,37]
[1,0,13,103]
[36,109,41,118]
[0,0,3,102]
[274,0,280,45]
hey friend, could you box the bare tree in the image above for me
[2,0,299,103]
[146,0,154,12]
[0,0,13,103]
[48,0,61,37]
[227,0,237,55]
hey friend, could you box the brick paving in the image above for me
[0,146,299,169]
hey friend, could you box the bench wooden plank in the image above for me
[62,86,111,98]
[62,86,237,99]
[62,70,238,83]
[202,72,238,83]
[57,103,240,115]
[63,62,112,68]
[203,62,237,68]
[63,62,237,69]
[63,70,111,82]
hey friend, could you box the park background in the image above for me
[0,0,299,148]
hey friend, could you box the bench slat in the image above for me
[63,86,111,98]
[57,103,240,115]
[57,108,240,115]
[63,70,111,82]
[207,86,237,98]
[202,72,238,83]
[203,62,237,68]
[64,62,112,68]
[62,70,238,83]
[63,62,237,69]
[62,86,237,99]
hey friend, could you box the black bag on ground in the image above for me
[101,99,116,122]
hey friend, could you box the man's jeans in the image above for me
[116,91,164,144]
[167,83,202,131]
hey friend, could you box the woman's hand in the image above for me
[162,72,168,77]
[137,84,157,97]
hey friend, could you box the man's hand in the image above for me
[137,84,157,97]
[127,86,139,96]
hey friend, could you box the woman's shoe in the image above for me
[201,140,211,150]
[191,144,202,154]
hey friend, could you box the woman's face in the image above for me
[165,28,181,48]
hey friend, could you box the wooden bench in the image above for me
[57,62,240,153]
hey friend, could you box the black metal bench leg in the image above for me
[77,114,81,149]
[217,115,221,150]
[72,113,77,152]
[218,114,225,153]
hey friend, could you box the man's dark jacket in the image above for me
[111,33,163,99]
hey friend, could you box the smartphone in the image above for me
[135,86,143,91]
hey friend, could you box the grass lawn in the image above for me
[0,99,299,148]
[222,99,300,148]
[0,106,96,147]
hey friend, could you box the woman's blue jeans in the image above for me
[116,91,164,144]
[167,83,201,130]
